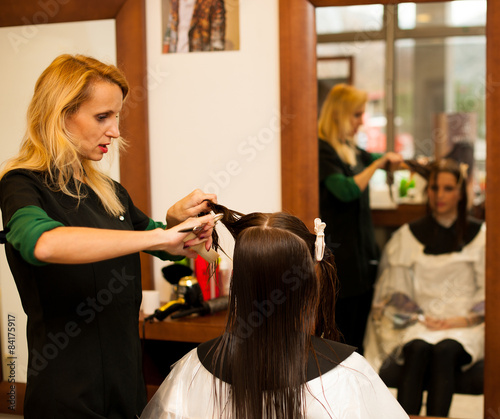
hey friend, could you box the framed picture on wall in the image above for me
[161,0,240,53]
[317,56,354,111]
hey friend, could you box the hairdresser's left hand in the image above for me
[166,189,217,227]
[382,152,404,171]
[152,213,216,255]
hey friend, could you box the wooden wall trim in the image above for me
[0,0,125,27]
[485,0,500,414]
[279,0,319,227]
[116,0,154,290]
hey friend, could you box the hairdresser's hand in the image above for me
[166,189,217,227]
[152,213,216,257]
[421,316,446,330]
[377,152,403,171]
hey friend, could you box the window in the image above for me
[316,1,486,201]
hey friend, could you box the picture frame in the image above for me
[161,0,240,53]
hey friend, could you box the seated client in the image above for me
[364,159,485,417]
[141,207,408,418]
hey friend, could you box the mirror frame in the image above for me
[279,0,500,417]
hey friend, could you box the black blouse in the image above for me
[318,139,380,298]
[409,214,483,255]
[0,169,150,418]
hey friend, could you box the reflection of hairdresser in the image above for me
[141,206,409,418]
[165,0,226,52]
[364,159,485,417]
[0,54,217,418]
[318,84,403,353]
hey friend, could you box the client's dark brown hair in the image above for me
[203,203,339,418]
[207,202,339,340]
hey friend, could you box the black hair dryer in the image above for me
[144,264,205,322]
[176,276,204,308]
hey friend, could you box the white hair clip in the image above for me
[314,218,326,262]
[459,162,469,186]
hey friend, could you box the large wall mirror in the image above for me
[280,0,500,417]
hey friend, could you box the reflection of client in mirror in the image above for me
[164,0,226,53]
[364,159,485,417]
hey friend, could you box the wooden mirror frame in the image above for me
[279,0,500,417]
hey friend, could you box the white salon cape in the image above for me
[140,348,409,418]
[364,222,485,372]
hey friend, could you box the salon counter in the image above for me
[371,203,427,227]
[139,309,227,342]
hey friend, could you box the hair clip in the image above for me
[459,162,469,186]
[314,218,326,262]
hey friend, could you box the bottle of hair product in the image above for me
[218,257,232,297]
[194,256,219,301]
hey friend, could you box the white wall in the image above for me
[0,20,118,384]
[146,0,281,298]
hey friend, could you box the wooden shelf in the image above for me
[139,310,227,343]
[371,204,427,228]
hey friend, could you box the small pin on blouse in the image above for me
[119,216,125,221]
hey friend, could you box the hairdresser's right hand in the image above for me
[166,189,217,227]
[376,152,403,171]
[153,213,216,257]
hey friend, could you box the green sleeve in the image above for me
[6,206,64,266]
[145,219,167,231]
[143,218,184,261]
[324,173,361,202]
[370,152,383,163]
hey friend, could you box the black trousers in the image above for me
[334,288,374,354]
[397,338,472,416]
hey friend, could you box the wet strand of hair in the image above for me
[385,161,395,203]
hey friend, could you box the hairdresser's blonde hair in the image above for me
[318,84,368,166]
[0,54,129,216]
